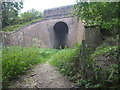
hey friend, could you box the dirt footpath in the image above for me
[9,61,75,88]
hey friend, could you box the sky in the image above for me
[20,0,76,13]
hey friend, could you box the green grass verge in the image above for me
[0,49,2,89]
[2,46,57,87]
[49,48,79,80]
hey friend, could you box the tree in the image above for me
[1,1,23,28]
[74,1,119,30]
[74,1,120,85]
[20,9,43,22]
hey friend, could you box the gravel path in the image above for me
[9,61,75,88]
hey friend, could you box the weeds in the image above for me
[2,46,57,87]
[2,42,119,88]
[50,48,79,79]
[50,42,119,88]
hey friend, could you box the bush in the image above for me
[2,24,23,32]
[50,42,119,88]
[91,42,117,60]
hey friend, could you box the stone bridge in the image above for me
[1,5,102,49]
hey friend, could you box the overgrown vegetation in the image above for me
[1,42,119,88]
[1,1,119,89]
[50,42,118,88]
[2,17,44,32]
[2,46,57,88]
[1,2,23,28]
[74,2,119,30]
[50,48,79,77]
[73,2,119,88]
[2,3,44,32]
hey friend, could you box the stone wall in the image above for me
[0,32,11,47]
[0,32,2,43]
[1,5,102,49]
[85,26,102,48]
[0,32,3,48]
[1,18,102,49]
[44,5,74,19]
[2,17,85,48]
[9,20,50,48]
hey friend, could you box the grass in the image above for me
[50,48,80,80]
[0,49,2,89]
[2,46,57,87]
[2,42,119,88]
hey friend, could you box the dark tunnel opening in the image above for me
[53,22,68,49]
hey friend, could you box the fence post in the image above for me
[117,34,120,85]
[81,40,87,79]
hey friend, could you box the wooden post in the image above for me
[81,40,87,79]
[117,34,120,85]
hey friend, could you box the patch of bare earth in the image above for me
[9,61,75,88]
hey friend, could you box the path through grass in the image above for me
[2,46,58,88]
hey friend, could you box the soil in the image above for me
[9,61,75,88]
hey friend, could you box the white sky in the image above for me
[20,0,76,13]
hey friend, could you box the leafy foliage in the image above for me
[74,2,119,88]
[84,44,118,88]
[91,42,117,59]
[74,1,119,30]
[2,17,43,32]
[2,3,44,32]
[50,48,79,78]
[20,9,43,22]
[50,43,118,88]
[2,2,23,28]
[2,46,57,88]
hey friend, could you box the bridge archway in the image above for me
[53,21,68,49]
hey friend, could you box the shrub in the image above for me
[50,42,119,88]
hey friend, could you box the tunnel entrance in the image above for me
[53,22,68,49]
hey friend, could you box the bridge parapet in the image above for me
[44,5,74,19]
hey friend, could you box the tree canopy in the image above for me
[74,1,119,33]
[2,1,23,28]
[74,1,120,84]
[20,9,43,22]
